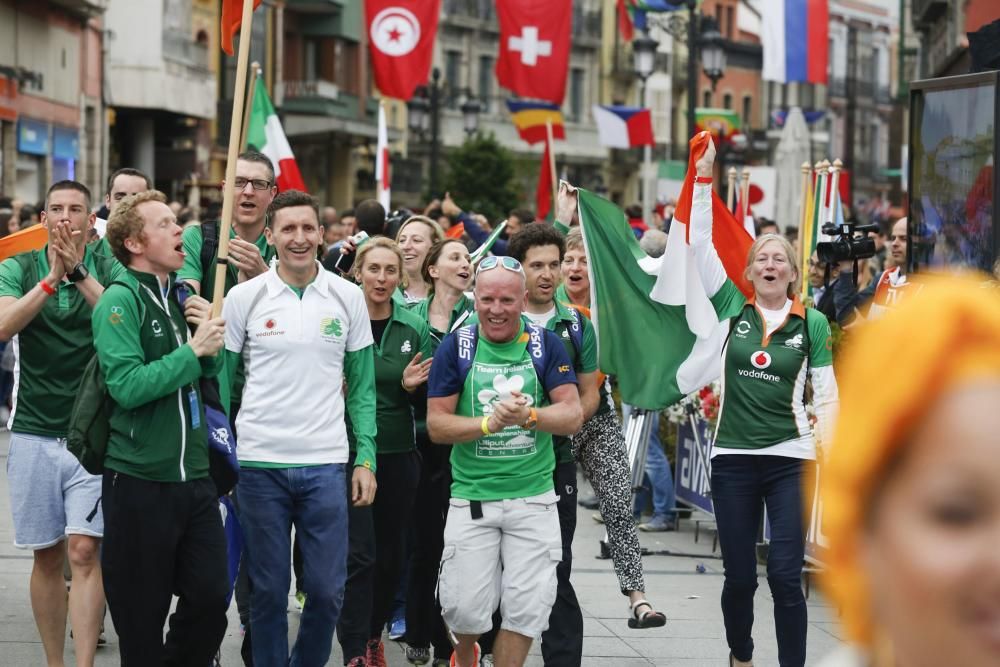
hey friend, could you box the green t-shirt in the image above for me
[347,304,433,455]
[452,325,555,500]
[0,246,122,437]
[710,280,833,448]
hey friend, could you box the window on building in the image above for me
[723,93,732,109]
[742,95,752,128]
[726,7,735,39]
[703,89,712,107]
[304,39,318,81]
[569,68,584,122]
[479,55,493,113]
[445,50,462,109]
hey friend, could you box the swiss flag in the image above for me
[365,0,441,100]
[496,0,572,105]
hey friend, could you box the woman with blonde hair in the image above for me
[820,274,1000,667]
[337,237,433,666]
[691,137,839,667]
[394,215,445,306]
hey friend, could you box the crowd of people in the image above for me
[2,134,996,667]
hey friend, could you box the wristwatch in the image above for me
[523,408,538,430]
[67,262,90,283]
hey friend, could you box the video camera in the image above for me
[816,221,880,264]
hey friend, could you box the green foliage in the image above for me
[441,133,520,223]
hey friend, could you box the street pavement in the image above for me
[0,432,846,665]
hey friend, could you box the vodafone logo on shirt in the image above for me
[750,351,772,369]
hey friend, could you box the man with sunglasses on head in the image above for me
[427,255,583,667]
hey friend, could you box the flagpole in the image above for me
[545,119,558,214]
[212,0,256,318]
[827,159,843,227]
[739,167,751,227]
[726,166,737,212]
[817,159,831,226]
[239,61,261,152]
[799,161,812,299]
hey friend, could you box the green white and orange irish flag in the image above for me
[246,78,307,193]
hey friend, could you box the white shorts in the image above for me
[6,433,103,550]
[437,490,562,639]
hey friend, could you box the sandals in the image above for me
[628,598,667,629]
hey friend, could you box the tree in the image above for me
[440,133,519,224]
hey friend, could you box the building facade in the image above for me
[0,0,107,203]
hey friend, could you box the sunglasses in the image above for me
[476,255,524,276]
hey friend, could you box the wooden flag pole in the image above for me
[818,159,831,226]
[239,61,261,152]
[827,158,843,226]
[212,0,256,318]
[739,167,751,225]
[726,167,737,212]
[799,161,812,299]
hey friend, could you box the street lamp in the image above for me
[460,97,482,136]
[700,18,726,92]
[406,68,481,194]
[632,31,659,226]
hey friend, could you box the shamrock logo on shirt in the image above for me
[401,340,412,354]
[320,317,343,337]
[477,374,534,414]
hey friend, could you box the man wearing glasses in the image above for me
[178,151,278,300]
[427,256,583,667]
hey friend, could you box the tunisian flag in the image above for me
[221,0,263,56]
[496,0,572,105]
[366,0,441,100]
[246,79,306,192]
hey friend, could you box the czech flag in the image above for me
[761,0,829,84]
[506,100,565,145]
[592,105,655,149]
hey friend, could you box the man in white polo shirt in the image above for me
[222,190,377,666]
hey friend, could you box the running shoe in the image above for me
[366,638,388,667]
[406,645,431,665]
[389,616,407,640]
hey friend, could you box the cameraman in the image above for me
[833,217,910,323]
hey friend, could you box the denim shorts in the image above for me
[6,432,103,549]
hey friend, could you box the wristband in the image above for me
[401,377,414,393]
[481,415,492,436]
[694,176,713,184]
[39,280,56,296]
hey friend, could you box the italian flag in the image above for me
[247,78,307,193]
[577,132,753,410]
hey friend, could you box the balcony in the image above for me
[48,0,107,18]
[277,79,340,106]
[912,0,948,26]
[162,29,209,71]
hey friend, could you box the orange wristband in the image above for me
[38,280,56,296]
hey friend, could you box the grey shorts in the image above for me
[6,432,103,550]
[438,490,562,639]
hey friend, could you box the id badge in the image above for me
[188,389,201,429]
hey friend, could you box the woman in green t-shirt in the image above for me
[405,238,475,666]
[338,238,434,666]
[395,215,444,306]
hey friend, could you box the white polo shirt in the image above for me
[222,262,373,465]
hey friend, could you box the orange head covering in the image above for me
[821,273,1000,647]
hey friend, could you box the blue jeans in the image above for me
[238,464,349,667]
[633,425,676,518]
[710,455,809,667]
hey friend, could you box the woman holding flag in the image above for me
[691,137,839,667]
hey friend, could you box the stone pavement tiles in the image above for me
[0,436,844,665]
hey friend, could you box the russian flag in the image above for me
[762,0,829,84]
[592,105,655,149]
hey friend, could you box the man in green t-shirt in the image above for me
[0,180,119,667]
[427,259,582,667]
[177,150,278,299]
